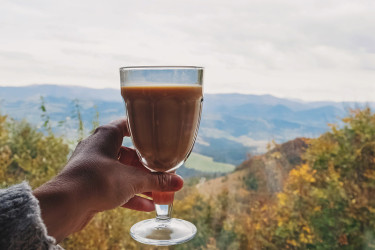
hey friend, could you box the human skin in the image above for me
[32,119,184,242]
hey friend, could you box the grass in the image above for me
[185,152,235,173]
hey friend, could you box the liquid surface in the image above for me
[121,85,203,172]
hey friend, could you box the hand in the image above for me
[33,119,184,242]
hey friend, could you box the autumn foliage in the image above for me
[0,107,374,249]
[236,108,375,249]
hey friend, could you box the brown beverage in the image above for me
[121,85,203,172]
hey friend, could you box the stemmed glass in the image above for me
[120,66,203,246]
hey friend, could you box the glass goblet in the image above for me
[120,66,203,246]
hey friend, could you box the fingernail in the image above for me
[171,174,184,190]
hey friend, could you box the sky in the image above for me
[0,0,375,102]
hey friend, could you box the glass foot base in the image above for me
[130,218,197,246]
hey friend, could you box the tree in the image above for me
[272,108,375,249]
[0,114,69,188]
[236,108,375,249]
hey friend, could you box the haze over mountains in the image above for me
[0,85,372,167]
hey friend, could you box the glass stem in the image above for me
[155,203,173,221]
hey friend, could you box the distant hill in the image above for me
[0,84,372,169]
[197,137,309,197]
[0,85,122,102]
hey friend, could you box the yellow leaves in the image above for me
[285,164,316,193]
[287,239,298,246]
[342,117,352,123]
[205,237,219,250]
[308,176,316,183]
[0,115,8,141]
[261,204,268,211]
[277,193,287,207]
[246,109,375,249]
[286,227,314,246]
[0,118,69,188]
[368,207,375,214]
[299,233,310,244]
[327,163,340,182]
[289,164,316,184]
[303,226,311,233]
[271,151,282,159]
[299,226,314,244]
[313,206,321,212]
[364,169,375,180]
[312,189,327,199]
[0,145,11,167]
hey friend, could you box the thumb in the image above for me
[140,172,184,193]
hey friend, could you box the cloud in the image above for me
[0,51,35,61]
[0,0,374,101]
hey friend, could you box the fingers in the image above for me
[136,172,184,193]
[121,196,154,212]
[118,146,145,170]
[108,118,130,137]
[88,118,130,157]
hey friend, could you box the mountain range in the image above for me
[0,84,373,169]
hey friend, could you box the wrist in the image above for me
[33,177,93,242]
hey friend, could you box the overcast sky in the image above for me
[0,0,375,101]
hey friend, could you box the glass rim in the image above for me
[120,66,204,71]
